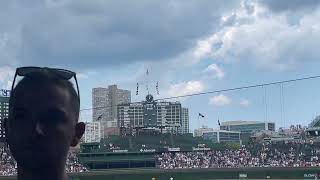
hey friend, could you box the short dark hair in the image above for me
[9,70,80,121]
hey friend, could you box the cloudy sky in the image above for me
[1,0,320,131]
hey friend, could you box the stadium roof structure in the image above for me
[221,120,273,126]
[305,126,320,138]
[305,126,320,131]
[309,116,320,128]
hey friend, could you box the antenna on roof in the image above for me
[146,69,149,94]
[156,81,159,95]
[136,68,160,98]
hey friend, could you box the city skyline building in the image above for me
[220,120,275,134]
[203,130,241,143]
[84,121,103,143]
[194,126,214,137]
[0,96,9,141]
[92,85,131,131]
[179,108,189,134]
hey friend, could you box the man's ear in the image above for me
[71,122,85,147]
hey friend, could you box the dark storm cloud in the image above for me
[5,0,239,69]
[259,0,320,12]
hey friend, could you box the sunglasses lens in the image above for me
[17,67,74,80]
[16,67,40,76]
[54,70,74,80]
[13,67,80,103]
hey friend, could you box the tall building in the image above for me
[220,120,275,134]
[117,94,184,134]
[0,95,9,141]
[0,96,9,120]
[84,122,102,143]
[178,108,189,134]
[92,85,131,129]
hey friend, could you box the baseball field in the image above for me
[4,167,315,180]
[1,167,320,179]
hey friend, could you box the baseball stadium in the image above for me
[0,122,320,179]
[1,1,320,179]
[2,76,320,180]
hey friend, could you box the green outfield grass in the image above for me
[69,167,320,180]
[2,167,320,180]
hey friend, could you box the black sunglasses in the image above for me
[11,66,80,103]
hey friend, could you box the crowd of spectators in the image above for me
[0,147,16,176]
[65,150,89,173]
[1,131,320,175]
[156,140,320,169]
[0,146,88,176]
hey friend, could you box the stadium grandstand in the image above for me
[308,116,320,128]
[0,118,316,178]
[306,116,320,137]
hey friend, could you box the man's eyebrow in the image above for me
[46,108,68,117]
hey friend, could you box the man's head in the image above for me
[5,69,85,170]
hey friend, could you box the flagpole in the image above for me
[197,114,200,129]
[198,113,205,129]
[146,69,149,95]
[201,115,204,128]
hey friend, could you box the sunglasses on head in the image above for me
[11,66,80,103]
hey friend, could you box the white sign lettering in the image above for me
[113,149,128,153]
[139,149,156,152]
[192,147,211,151]
[168,147,180,152]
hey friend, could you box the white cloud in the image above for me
[203,64,225,80]
[0,0,319,74]
[192,34,220,62]
[0,1,239,69]
[186,0,320,71]
[209,94,232,106]
[180,33,222,65]
[0,66,14,82]
[240,99,250,107]
[259,0,320,12]
[4,80,12,90]
[0,66,14,89]
[168,80,205,97]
